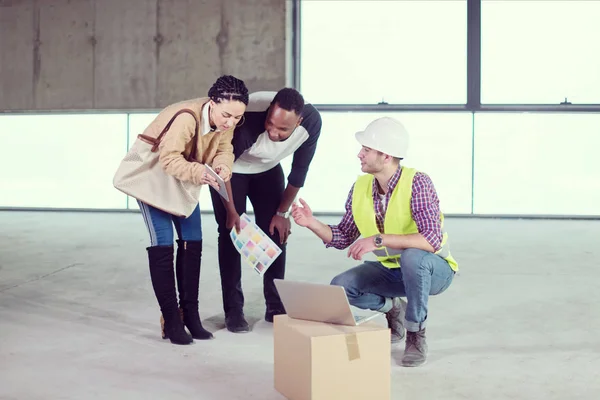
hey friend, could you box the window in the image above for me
[481,0,600,104]
[281,112,473,214]
[300,0,467,104]
[0,114,128,209]
[473,113,600,215]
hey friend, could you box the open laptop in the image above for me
[273,279,383,326]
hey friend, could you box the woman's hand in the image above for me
[198,168,219,190]
[214,165,231,182]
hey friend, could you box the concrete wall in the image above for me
[0,0,288,111]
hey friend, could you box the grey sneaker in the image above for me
[385,297,406,344]
[401,329,428,367]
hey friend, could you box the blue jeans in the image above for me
[330,248,455,332]
[138,201,202,246]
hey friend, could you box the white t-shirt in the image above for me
[230,91,322,188]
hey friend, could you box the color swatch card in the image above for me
[229,213,282,276]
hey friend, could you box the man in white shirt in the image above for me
[209,88,322,333]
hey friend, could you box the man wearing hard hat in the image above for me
[291,117,458,367]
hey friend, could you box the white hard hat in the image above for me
[355,117,409,158]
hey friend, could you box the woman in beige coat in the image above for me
[137,75,249,345]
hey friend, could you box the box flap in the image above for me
[277,315,388,337]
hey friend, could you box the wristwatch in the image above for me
[374,234,383,247]
[276,211,289,218]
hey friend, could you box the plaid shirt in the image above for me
[327,166,443,251]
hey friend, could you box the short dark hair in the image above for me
[271,87,304,115]
[208,75,249,105]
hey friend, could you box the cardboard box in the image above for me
[274,315,390,400]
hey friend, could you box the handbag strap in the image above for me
[138,108,200,161]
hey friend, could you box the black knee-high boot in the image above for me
[177,240,213,340]
[147,245,193,345]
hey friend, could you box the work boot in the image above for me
[177,240,214,340]
[147,246,193,345]
[402,329,428,367]
[386,297,406,343]
[225,311,250,333]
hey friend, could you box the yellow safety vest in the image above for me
[351,167,459,271]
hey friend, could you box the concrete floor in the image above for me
[1,211,599,400]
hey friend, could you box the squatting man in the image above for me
[291,116,459,367]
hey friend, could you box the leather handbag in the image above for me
[113,109,202,218]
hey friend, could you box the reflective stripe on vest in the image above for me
[351,167,459,271]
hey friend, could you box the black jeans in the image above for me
[210,164,286,317]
